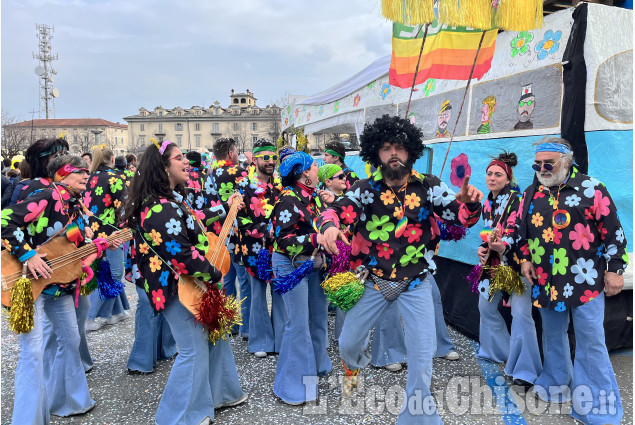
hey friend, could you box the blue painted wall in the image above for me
[341,130,633,265]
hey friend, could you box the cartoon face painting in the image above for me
[436,100,452,138]
[514,84,535,130]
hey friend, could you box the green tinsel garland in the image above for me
[79,260,100,296]
[321,272,366,311]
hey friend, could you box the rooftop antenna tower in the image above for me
[33,24,59,119]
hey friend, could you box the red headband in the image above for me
[487,159,512,179]
[54,164,89,182]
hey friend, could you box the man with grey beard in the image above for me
[505,137,627,425]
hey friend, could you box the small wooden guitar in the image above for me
[1,229,133,308]
[179,200,240,317]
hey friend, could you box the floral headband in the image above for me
[53,164,89,182]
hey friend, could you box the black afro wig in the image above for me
[359,114,425,168]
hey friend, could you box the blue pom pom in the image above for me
[273,258,314,295]
[437,220,468,242]
[97,259,125,300]
[256,248,271,281]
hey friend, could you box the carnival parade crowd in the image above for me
[0,114,628,425]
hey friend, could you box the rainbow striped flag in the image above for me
[389,21,498,88]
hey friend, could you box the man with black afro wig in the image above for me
[317,114,483,422]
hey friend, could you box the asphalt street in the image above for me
[1,281,632,424]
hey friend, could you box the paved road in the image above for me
[1,281,632,424]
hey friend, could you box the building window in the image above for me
[241,98,246,104]
[115,137,118,143]
[140,123,145,131]
[176,123,183,131]
[195,134,201,147]
[212,123,219,133]
[158,136,164,142]
[251,122,258,131]
[233,99,239,104]
[158,123,163,132]
[84,135,89,143]
[195,123,200,131]
[233,123,239,131]
[252,136,258,144]
[177,136,182,146]
[139,135,146,143]
[158,111,163,116]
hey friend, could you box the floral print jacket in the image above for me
[130,193,227,314]
[341,165,359,191]
[2,183,88,285]
[511,167,628,311]
[203,160,248,206]
[272,184,325,258]
[475,184,522,298]
[235,169,282,278]
[15,177,53,203]
[84,166,127,238]
[185,167,207,210]
[319,169,481,282]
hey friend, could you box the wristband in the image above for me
[93,238,109,257]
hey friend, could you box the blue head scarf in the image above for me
[278,151,314,177]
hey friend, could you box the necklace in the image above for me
[387,181,408,238]
[543,184,570,230]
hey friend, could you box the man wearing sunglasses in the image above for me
[234,139,285,359]
[514,85,535,130]
[505,137,627,425]
[323,141,359,191]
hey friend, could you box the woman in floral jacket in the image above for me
[475,151,542,387]
[2,155,122,423]
[271,151,332,405]
[84,144,130,329]
[122,140,246,425]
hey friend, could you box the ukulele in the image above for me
[1,228,133,308]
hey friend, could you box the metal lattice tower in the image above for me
[33,24,59,119]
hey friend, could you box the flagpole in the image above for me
[438,29,487,178]
[404,24,429,118]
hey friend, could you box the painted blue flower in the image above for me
[408,278,422,290]
[165,240,181,255]
[275,225,281,237]
[596,244,604,258]
[380,83,391,100]
[528,202,534,214]
[91,205,98,214]
[418,207,430,221]
[532,285,540,298]
[248,256,257,266]
[535,29,561,60]
[159,270,169,287]
[125,257,132,270]
[554,301,566,312]
[77,220,85,230]
[368,256,378,267]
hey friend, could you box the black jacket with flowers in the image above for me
[2,183,88,286]
[84,166,127,238]
[341,165,360,191]
[15,177,53,203]
[185,167,207,211]
[203,160,248,207]
[511,167,628,311]
[130,193,227,314]
[235,169,283,278]
[319,169,481,283]
[272,184,325,258]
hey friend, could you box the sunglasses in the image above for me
[532,158,562,172]
[72,167,90,174]
[328,174,346,181]
[520,100,533,106]
[169,154,185,162]
[254,154,279,161]
[50,150,70,159]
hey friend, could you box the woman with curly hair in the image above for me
[475,151,541,387]
[121,140,246,425]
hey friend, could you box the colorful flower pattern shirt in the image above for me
[2,183,88,282]
[476,184,522,298]
[511,167,628,311]
[113,168,135,188]
[84,166,127,238]
[185,167,207,210]
[130,193,227,314]
[341,166,359,191]
[235,169,283,278]
[319,169,481,282]
[272,184,325,258]
[16,177,53,203]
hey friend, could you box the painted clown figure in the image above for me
[319,114,483,425]
[511,137,627,425]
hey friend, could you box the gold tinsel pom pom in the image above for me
[381,0,435,25]
[485,264,524,301]
[322,272,358,292]
[9,277,35,334]
[496,0,543,31]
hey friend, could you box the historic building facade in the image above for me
[123,90,282,154]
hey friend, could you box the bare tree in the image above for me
[232,122,251,154]
[1,111,30,159]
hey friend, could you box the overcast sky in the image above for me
[2,0,392,124]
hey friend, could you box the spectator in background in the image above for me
[125,153,137,169]
[322,141,359,190]
[2,158,12,175]
[10,160,32,205]
[1,174,12,206]
[82,152,92,168]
